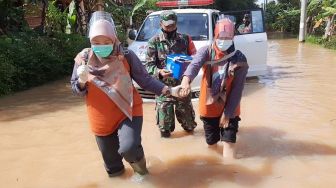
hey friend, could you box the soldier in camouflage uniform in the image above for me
[145,10,197,138]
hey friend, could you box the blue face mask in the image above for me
[216,39,233,51]
[92,44,113,58]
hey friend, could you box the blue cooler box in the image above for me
[166,54,192,80]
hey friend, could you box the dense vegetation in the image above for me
[265,0,336,49]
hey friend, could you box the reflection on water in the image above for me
[1,38,336,187]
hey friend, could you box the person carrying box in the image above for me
[145,10,197,138]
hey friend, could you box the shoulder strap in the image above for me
[205,50,237,65]
[205,45,213,88]
[123,50,134,79]
[112,43,134,80]
[154,40,161,66]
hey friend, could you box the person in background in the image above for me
[145,10,197,138]
[237,14,252,34]
[179,18,249,159]
[70,11,181,177]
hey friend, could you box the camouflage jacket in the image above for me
[145,31,196,86]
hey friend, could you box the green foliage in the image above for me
[132,0,160,28]
[265,1,281,31]
[277,0,300,9]
[106,0,160,44]
[265,1,300,34]
[321,0,336,16]
[45,1,67,34]
[0,31,89,96]
[307,0,323,17]
[214,0,258,11]
[306,35,336,50]
[323,36,336,49]
[65,1,77,34]
[275,8,300,33]
[0,0,28,34]
[131,0,148,18]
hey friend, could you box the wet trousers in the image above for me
[156,93,197,132]
[201,116,241,144]
[95,116,144,174]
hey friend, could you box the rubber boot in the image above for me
[129,157,149,175]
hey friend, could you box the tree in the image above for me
[305,0,336,38]
[265,1,281,31]
[0,0,27,34]
[105,0,158,43]
[307,0,323,34]
[265,0,301,34]
[321,0,336,39]
[277,0,300,8]
[214,0,258,11]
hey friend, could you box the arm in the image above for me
[224,61,249,118]
[126,50,165,96]
[144,38,160,78]
[179,46,209,97]
[183,46,209,82]
[70,62,87,97]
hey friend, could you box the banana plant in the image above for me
[105,0,149,42]
[65,0,76,34]
[321,0,336,39]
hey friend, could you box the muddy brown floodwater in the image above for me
[1,38,336,188]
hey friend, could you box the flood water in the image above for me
[1,38,336,188]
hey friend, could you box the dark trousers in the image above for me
[200,116,241,145]
[95,116,144,174]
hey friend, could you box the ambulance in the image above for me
[128,0,267,98]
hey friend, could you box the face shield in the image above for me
[88,11,117,41]
[215,18,235,40]
[214,18,235,52]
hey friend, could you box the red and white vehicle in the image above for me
[128,0,267,99]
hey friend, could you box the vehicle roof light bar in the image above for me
[156,0,214,8]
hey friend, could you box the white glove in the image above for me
[170,85,183,98]
[76,65,89,84]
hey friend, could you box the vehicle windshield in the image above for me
[136,13,209,41]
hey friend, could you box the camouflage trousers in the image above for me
[155,93,197,132]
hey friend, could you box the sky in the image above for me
[256,0,276,6]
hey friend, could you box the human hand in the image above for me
[159,69,172,78]
[179,76,191,97]
[170,85,183,98]
[219,114,230,128]
[77,65,89,84]
[228,64,238,76]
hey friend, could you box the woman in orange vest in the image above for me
[180,17,249,159]
[70,11,180,177]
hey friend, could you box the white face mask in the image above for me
[216,39,233,51]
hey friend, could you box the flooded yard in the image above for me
[1,38,336,188]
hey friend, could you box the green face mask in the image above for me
[92,44,113,58]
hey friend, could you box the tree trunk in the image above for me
[330,14,336,37]
[96,0,104,10]
[75,0,87,35]
[40,0,48,31]
[306,16,312,34]
[324,15,332,39]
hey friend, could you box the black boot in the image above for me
[160,129,171,138]
[129,157,149,175]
